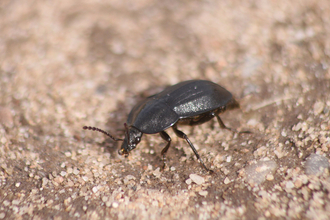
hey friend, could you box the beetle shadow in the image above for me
[97,101,129,157]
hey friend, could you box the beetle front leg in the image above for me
[215,115,251,134]
[172,125,213,173]
[159,131,171,169]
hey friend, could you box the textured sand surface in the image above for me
[1,0,330,219]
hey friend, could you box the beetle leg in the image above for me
[215,115,251,134]
[172,125,213,173]
[159,131,171,169]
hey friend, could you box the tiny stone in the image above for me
[102,196,108,203]
[0,213,5,219]
[313,101,324,115]
[83,206,87,211]
[60,171,67,177]
[199,190,208,197]
[65,151,72,157]
[189,174,205,185]
[12,200,19,205]
[170,166,176,171]
[153,168,161,178]
[286,181,294,189]
[112,202,119,208]
[266,174,274,181]
[294,179,303,188]
[42,178,49,186]
[54,176,64,184]
[185,178,192,185]
[224,177,231,184]
[73,168,80,175]
[92,186,98,193]
[292,122,302,131]
[15,182,21,187]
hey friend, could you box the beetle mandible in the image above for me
[83,80,249,172]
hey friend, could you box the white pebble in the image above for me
[60,171,67,177]
[92,186,98,193]
[189,174,205,185]
[199,190,208,197]
[286,181,294,189]
[313,101,324,115]
[0,213,5,219]
[112,202,119,208]
[224,177,231,184]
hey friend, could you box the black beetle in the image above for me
[83,80,249,172]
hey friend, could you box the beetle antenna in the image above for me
[83,126,124,141]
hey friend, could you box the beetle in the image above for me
[83,80,249,172]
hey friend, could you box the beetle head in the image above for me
[118,124,142,156]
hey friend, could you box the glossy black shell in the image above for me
[127,80,234,134]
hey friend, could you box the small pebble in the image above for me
[199,190,208,197]
[102,196,108,203]
[0,213,5,219]
[60,171,67,177]
[313,101,324,115]
[185,178,192,185]
[112,202,119,208]
[92,186,98,193]
[42,178,49,186]
[224,177,231,184]
[285,181,294,189]
[153,168,162,178]
[73,168,80,175]
[189,174,205,185]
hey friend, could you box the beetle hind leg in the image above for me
[159,131,171,170]
[172,125,213,173]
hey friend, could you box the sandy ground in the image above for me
[1,0,330,219]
